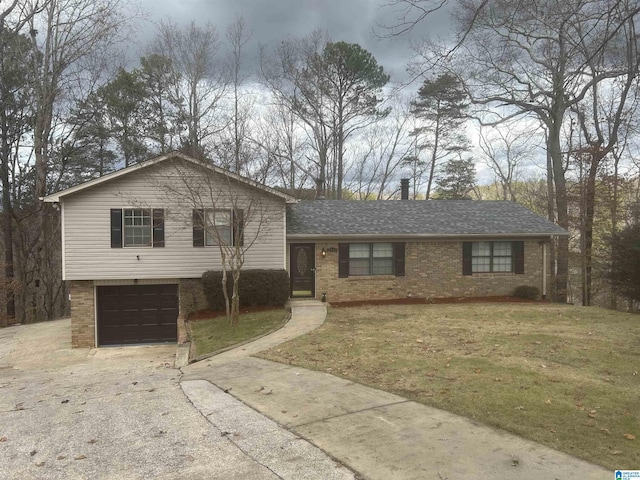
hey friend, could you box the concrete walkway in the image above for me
[1,317,355,480]
[182,300,610,480]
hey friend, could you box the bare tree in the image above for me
[261,31,333,197]
[410,0,640,302]
[218,16,254,174]
[143,157,283,325]
[152,20,226,157]
[255,100,312,195]
[571,57,640,306]
[0,26,38,324]
[21,0,132,321]
[260,31,389,199]
[349,94,417,199]
[477,123,540,202]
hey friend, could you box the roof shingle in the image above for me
[286,200,567,237]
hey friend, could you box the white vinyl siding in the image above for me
[60,160,286,280]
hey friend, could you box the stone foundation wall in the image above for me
[70,280,95,348]
[178,279,207,344]
[312,240,548,303]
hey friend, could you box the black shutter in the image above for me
[462,242,472,275]
[153,209,165,247]
[193,209,204,247]
[513,241,525,274]
[338,243,349,278]
[394,243,405,277]
[110,209,122,248]
[233,209,244,247]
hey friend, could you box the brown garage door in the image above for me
[97,284,178,346]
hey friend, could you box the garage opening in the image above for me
[96,284,178,346]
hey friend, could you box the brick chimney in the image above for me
[400,178,410,200]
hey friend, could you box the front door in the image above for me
[290,243,315,298]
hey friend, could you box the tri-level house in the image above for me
[44,152,567,348]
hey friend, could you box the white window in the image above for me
[123,209,151,247]
[472,241,512,273]
[349,243,394,276]
[205,209,232,246]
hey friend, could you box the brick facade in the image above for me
[310,239,549,303]
[70,280,95,348]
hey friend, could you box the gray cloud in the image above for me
[134,0,452,85]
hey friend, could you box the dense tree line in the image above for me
[1,0,640,325]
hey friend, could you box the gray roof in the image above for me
[286,200,567,238]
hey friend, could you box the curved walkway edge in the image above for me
[181,302,610,480]
[184,300,328,368]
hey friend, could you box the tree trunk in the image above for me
[548,123,569,303]
[609,156,620,309]
[582,151,600,306]
[426,115,441,200]
[220,259,231,322]
[0,115,15,323]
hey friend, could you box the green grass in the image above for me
[258,303,640,470]
[190,308,289,358]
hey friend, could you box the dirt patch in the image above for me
[330,296,539,308]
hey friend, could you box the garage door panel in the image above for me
[97,285,178,346]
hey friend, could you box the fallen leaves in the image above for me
[545,399,552,405]
[623,433,635,440]
[0,436,7,442]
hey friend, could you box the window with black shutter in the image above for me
[338,242,405,277]
[193,208,244,247]
[193,209,205,247]
[463,241,524,274]
[110,208,164,248]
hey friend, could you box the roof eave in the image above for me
[42,151,298,203]
[286,232,567,241]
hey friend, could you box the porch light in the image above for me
[321,247,326,258]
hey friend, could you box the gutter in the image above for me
[286,232,568,241]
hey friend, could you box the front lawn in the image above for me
[258,303,639,470]
[190,308,288,358]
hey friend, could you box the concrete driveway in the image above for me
[0,319,354,480]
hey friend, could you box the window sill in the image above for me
[470,272,516,277]
[346,274,397,280]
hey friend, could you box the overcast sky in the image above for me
[134,0,452,86]
[130,1,524,184]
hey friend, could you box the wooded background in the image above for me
[1,0,639,325]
